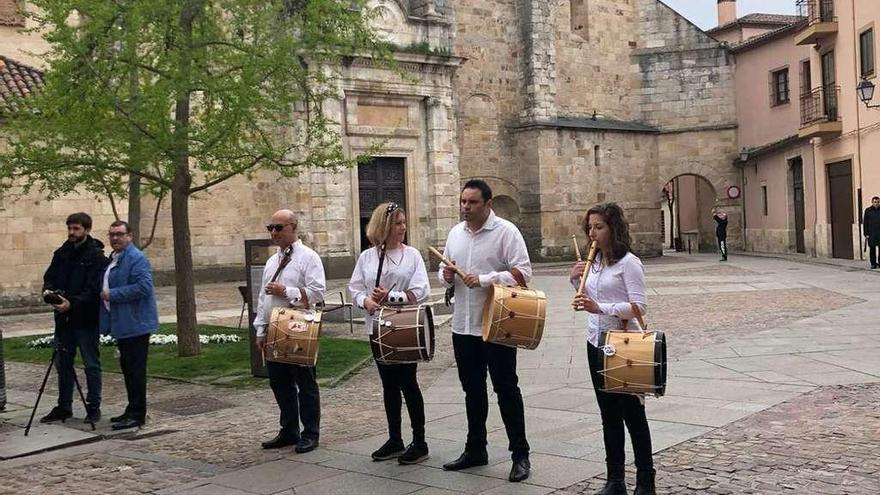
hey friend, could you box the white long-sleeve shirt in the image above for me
[253,240,326,337]
[571,251,647,347]
[437,211,532,337]
[347,244,430,335]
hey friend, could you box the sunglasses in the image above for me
[385,202,399,217]
[266,223,293,233]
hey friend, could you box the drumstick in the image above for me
[571,234,582,261]
[377,283,397,304]
[576,240,599,295]
[427,246,467,279]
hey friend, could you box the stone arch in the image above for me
[366,0,414,43]
[492,194,521,225]
[459,93,502,180]
[662,173,724,253]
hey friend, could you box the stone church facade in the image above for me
[0,0,741,306]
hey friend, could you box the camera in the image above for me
[42,290,66,305]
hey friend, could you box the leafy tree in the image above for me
[0,0,387,356]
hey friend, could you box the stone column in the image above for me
[425,96,459,250]
[518,0,557,123]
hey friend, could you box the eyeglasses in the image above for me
[266,223,293,233]
[108,231,129,238]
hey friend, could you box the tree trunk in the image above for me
[171,0,202,357]
[128,174,141,246]
[171,179,200,357]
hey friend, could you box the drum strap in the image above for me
[620,302,648,333]
[269,245,294,284]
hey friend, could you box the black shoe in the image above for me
[84,406,101,424]
[110,417,143,430]
[594,479,627,495]
[261,432,299,450]
[371,439,405,461]
[398,442,429,465]
[39,406,72,423]
[110,413,129,423]
[442,451,489,471]
[294,437,319,454]
[508,457,530,482]
[633,469,656,495]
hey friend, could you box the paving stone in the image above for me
[206,460,343,494]
[293,471,423,495]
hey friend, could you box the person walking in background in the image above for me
[713,208,728,262]
[863,196,880,269]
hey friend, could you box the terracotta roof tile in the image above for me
[0,54,44,114]
[708,13,804,34]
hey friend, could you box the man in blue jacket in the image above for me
[99,220,158,430]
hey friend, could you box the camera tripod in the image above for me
[24,343,96,435]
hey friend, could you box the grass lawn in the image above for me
[2,323,372,388]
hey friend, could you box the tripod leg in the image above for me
[25,348,58,436]
[71,368,95,430]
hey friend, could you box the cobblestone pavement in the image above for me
[563,383,880,495]
[1,253,878,494]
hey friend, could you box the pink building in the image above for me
[719,0,880,260]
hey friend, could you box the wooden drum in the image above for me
[371,304,435,364]
[481,285,546,350]
[265,307,322,367]
[597,330,667,396]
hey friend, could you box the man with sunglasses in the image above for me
[253,209,326,453]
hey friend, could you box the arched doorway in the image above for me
[492,195,521,225]
[662,174,718,253]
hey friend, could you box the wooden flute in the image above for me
[571,234,583,261]
[427,246,467,279]
[575,240,599,296]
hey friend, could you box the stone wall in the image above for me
[0,184,119,310]
[553,0,642,122]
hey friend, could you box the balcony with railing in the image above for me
[799,85,842,138]
[794,0,838,45]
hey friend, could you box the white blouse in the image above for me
[571,251,647,347]
[348,245,430,335]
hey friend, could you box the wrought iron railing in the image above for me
[796,0,835,25]
[800,85,839,127]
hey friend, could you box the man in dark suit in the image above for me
[864,196,880,269]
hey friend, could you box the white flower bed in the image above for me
[27,333,241,349]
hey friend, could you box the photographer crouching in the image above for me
[40,212,108,424]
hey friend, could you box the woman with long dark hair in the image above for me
[570,202,655,495]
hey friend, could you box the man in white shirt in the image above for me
[254,209,326,453]
[438,179,532,482]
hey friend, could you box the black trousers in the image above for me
[717,236,728,258]
[376,362,425,443]
[452,333,529,459]
[868,237,879,267]
[266,361,320,440]
[588,343,653,474]
[117,334,149,422]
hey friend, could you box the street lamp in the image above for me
[857,77,880,108]
[738,148,750,163]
